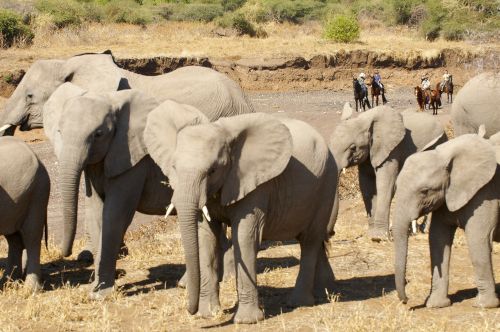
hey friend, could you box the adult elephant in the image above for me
[451,72,500,137]
[330,104,447,241]
[393,134,499,308]
[143,106,338,323]
[0,51,253,262]
[43,83,247,298]
[0,51,252,134]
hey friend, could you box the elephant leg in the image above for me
[313,243,335,299]
[464,204,499,308]
[5,232,24,282]
[91,167,146,299]
[358,162,377,232]
[426,209,456,308]
[370,160,398,241]
[198,217,222,318]
[232,213,264,324]
[21,226,43,291]
[289,237,321,307]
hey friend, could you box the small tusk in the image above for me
[165,203,175,219]
[411,220,417,234]
[202,205,211,222]
[342,168,346,174]
[0,124,13,133]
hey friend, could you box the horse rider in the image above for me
[440,69,452,91]
[373,70,388,103]
[358,72,368,94]
[421,75,431,104]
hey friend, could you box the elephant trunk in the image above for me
[393,206,413,304]
[173,174,207,315]
[1,89,26,131]
[59,150,86,257]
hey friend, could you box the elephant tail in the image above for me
[44,215,48,250]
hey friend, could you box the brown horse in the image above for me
[414,86,425,111]
[441,76,453,103]
[370,76,387,106]
[428,83,441,115]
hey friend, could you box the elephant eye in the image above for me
[95,129,104,138]
[420,188,430,195]
[208,167,216,176]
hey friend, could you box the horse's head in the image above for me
[414,86,421,96]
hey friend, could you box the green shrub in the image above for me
[104,0,153,25]
[419,1,446,41]
[222,0,246,12]
[441,21,466,41]
[324,14,360,43]
[0,9,34,47]
[387,0,421,25]
[259,0,324,23]
[166,4,224,22]
[35,0,84,28]
[217,12,256,36]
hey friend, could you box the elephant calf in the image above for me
[0,137,49,290]
[394,134,500,308]
[144,105,338,323]
[330,103,447,241]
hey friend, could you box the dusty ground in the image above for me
[0,88,498,331]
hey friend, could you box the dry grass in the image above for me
[0,21,498,72]
[0,205,498,331]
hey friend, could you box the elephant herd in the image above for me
[0,51,498,324]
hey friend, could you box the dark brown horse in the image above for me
[441,76,453,103]
[353,78,371,112]
[414,86,424,111]
[428,83,441,115]
[370,77,387,106]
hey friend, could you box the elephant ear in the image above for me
[62,53,126,93]
[143,100,209,176]
[369,106,406,168]
[43,83,87,158]
[440,135,497,212]
[217,113,293,206]
[103,90,159,178]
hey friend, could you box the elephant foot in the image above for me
[24,274,42,292]
[234,303,264,324]
[473,294,499,308]
[425,294,451,308]
[198,296,221,318]
[89,286,115,301]
[77,249,94,264]
[288,291,315,308]
[368,227,390,242]
[178,272,187,288]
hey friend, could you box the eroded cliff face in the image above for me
[0,48,498,96]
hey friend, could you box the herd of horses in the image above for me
[352,75,454,114]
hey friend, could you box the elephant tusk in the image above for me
[165,203,175,219]
[0,124,13,132]
[411,220,417,234]
[342,168,346,174]
[202,205,211,222]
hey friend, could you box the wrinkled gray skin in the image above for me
[0,52,253,264]
[43,83,250,299]
[394,134,500,308]
[330,104,448,240]
[144,108,338,323]
[0,137,50,290]
[451,72,500,137]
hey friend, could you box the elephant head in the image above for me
[1,51,124,134]
[144,106,292,314]
[43,83,158,257]
[329,103,406,171]
[393,134,498,303]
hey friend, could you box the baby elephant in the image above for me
[144,103,338,324]
[394,134,499,308]
[0,137,49,290]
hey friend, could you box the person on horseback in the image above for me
[440,70,452,91]
[421,75,431,91]
[358,72,368,94]
[373,70,388,103]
